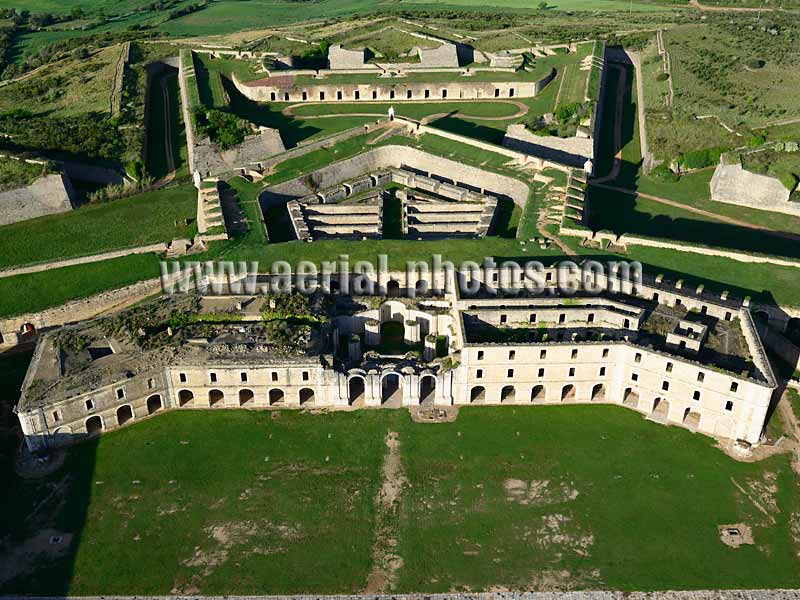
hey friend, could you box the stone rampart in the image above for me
[328,44,369,70]
[503,123,594,169]
[710,162,797,216]
[0,173,74,226]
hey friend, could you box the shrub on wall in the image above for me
[678,146,730,170]
[651,162,681,182]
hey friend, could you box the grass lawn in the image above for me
[1,405,798,594]
[0,253,163,319]
[0,185,197,270]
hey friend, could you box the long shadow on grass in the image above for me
[0,350,97,595]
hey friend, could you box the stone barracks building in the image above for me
[15,268,775,453]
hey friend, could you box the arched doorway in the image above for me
[86,416,103,435]
[623,387,638,408]
[387,280,400,297]
[561,384,576,402]
[348,377,365,405]
[683,408,701,429]
[530,385,546,402]
[299,388,315,405]
[591,384,605,402]
[381,373,401,404]
[209,389,224,407]
[178,389,194,407]
[269,388,285,405]
[501,385,516,403]
[116,405,133,426]
[651,397,670,421]
[419,375,436,404]
[239,389,255,407]
[470,386,485,403]
[147,394,162,415]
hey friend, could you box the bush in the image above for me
[651,162,680,182]
[655,72,670,82]
[778,172,798,193]
[678,146,730,170]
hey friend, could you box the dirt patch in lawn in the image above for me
[503,478,579,506]
[719,523,754,548]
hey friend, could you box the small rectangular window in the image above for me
[85,399,95,411]
[599,366,606,376]
[477,350,484,360]
[588,313,594,323]
[53,410,61,422]
[540,350,546,359]
[272,372,278,382]
[241,372,248,382]
[508,350,515,360]
[571,349,578,360]
[631,372,639,381]
[500,314,507,324]
[693,390,701,400]
[697,372,705,382]
[730,382,738,392]
[507,369,514,378]
[116,388,125,400]
[568,367,575,377]
[179,372,187,383]
[302,371,310,381]
[602,348,609,358]
[529,313,537,323]
[666,362,673,373]
[210,372,217,383]
[662,381,670,391]
[476,369,483,379]
[559,313,566,324]
[635,353,642,363]
[725,400,734,411]
[538,368,545,377]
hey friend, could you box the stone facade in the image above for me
[16,268,776,452]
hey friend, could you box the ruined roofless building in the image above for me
[15,268,775,452]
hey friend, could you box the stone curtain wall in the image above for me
[503,124,594,169]
[261,144,532,207]
[0,173,74,226]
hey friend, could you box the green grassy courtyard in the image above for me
[1,401,798,594]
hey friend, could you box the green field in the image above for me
[0,185,197,270]
[1,403,798,594]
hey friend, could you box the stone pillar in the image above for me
[403,374,417,405]
[365,371,381,406]
[424,334,437,362]
[405,319,420,344]
[364,319,380,346]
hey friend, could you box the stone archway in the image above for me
[269,388,285,405]
[591,384,605,402]
[209,389,224,407]
[623,387,639,408]
[116,405,133,426]
[381,373,402,404]
[470,386,485,403]
[530,385,546,402]
[239,389,255,407]
[348,377,365,405]
[299,388,315,405]
[86,415,103,435]
[683,408,701,430]
[178,389,194,407]
[651,397,670,421]
[501,385,516,403]
[419,375,436,404]
[561,384,576,402]
[147,394,162,415]
[387,279,400,298]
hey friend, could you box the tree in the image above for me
[537,1,548,9]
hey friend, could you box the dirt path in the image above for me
[590,182,800,243]
[689,0,774,11]
[364,431,406,594]
[283,100,529,123]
